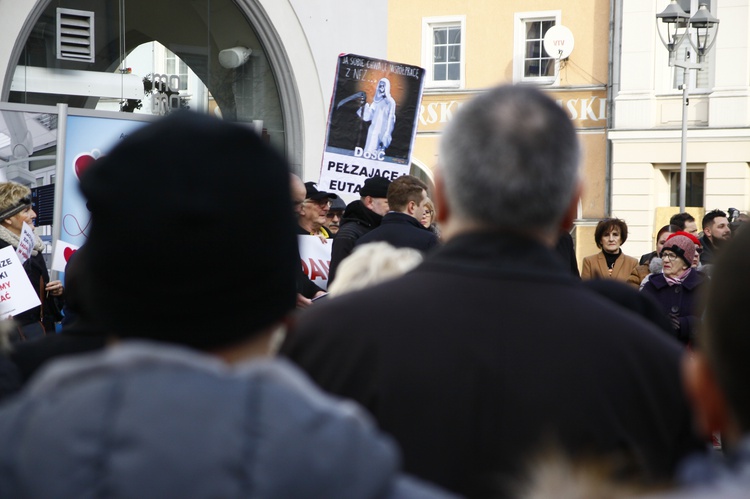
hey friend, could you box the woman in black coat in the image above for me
[641,232,705,345]
[0,182,63,341]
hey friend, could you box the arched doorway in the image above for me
[5,0,303,172]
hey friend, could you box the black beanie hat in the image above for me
[359,175,391,198]
[78,111,297,350]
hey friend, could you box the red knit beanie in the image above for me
[662,233,696,268]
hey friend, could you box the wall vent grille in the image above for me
[57,8,95,63]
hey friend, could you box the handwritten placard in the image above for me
[0,246,41,319]
[16,222,36,265]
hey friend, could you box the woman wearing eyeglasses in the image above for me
[640,232,706,345]
[420,198,440,238]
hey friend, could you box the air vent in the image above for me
[57,8,95,63]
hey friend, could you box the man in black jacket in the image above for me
[283,85,704,497]
[699,209,731,265]
[328,175,390,283]
[356,175,439,253]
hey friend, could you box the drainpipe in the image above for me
[606,0,622,217]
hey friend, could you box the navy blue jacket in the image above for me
[641,269,705,344]
[356,212,439,253]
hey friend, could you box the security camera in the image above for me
[219,46,252,69]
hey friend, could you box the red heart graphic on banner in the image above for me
[74,154,96,179]
[63,246,77,262]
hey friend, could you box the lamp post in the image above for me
[656,1,719,212]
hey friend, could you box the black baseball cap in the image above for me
[305,182,338,201]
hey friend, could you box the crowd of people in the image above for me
[0,84,748,498]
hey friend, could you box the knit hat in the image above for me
[359,175,391,198]
[77,111,298,350]
[661,233,696,268]
[329,196,347,212]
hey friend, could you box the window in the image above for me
[165,49,189,91]
[671,0,715,92]
[669,170,704,207]
[514,11,561,84]
[422,16,465,88]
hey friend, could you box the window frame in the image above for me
[421,15,466,90]
[668,168,705,208]
[513,10,561,85]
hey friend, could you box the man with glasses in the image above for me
[298,182,338,238]
[324,197,347,236]
[291,175,327,306]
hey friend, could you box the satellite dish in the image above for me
[543,25,575,60]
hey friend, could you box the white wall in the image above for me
[611,0,750,257]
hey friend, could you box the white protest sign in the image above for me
[298,235,332,291]
[51,240,81,273]
[16,222,36,265]
[319,54,425,203]
[0,246,41,320]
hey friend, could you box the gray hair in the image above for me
[438,84,580,235]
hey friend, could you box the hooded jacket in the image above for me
[0,341,453,499]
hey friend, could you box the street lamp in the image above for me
[656,1,719,212]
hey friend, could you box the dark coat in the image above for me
[329,200,383,283]
[356,212,439,253]
[283,231,703,497]
[698,234,718,265]
[640,269,705,345]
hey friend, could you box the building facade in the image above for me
[389,0,614,263]
[611,0,750,257]
[0,0,387,184]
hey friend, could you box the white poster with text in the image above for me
[319,54,425,202]
[298,235,332,291]
[0,246,42,319]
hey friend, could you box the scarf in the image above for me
[603,249,621,276]
[0,224,45,256]
[664,267,692,286]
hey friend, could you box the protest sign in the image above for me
[0,246,42,320]
[51,240,80,273]
[16,222,36,265]
[319,54,425,201]
[298,235,332,291]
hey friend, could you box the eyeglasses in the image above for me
[305,199,330,208]
[423,210,434,216]
[325,211,343,219]
[661,251,678,261]
[695,247,703,255]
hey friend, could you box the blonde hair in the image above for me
[328,242,423,297]
[424,198,435,215]
[0,182,31,219]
